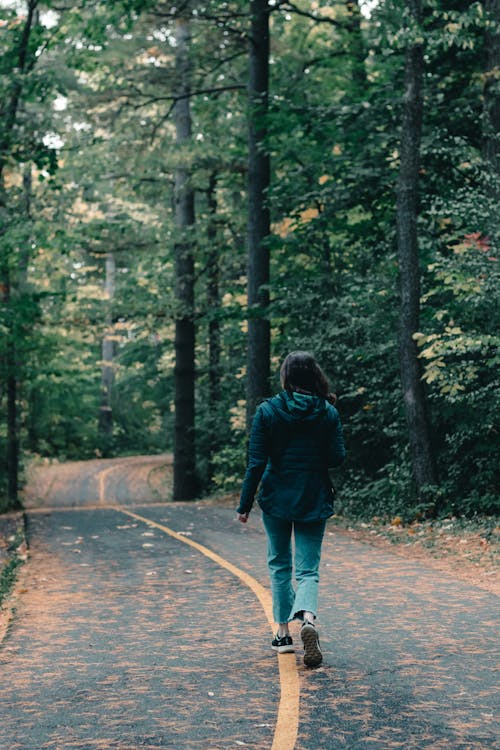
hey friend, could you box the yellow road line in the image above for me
[117,506,300,750]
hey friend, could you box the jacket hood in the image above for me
[269,391,327,421]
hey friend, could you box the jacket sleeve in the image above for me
[237,406,269,514]
[327,408,346,468]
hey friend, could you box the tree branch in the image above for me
[130,84,246,111]
[200,49,247,78]
[273,0,344,27]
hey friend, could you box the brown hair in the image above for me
[280,351,336,404]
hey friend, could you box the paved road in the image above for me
[22,455,172,508]
[0,457,498,749]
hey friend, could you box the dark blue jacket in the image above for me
[237,391,346,521]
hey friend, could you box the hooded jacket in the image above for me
[237,391,346,521]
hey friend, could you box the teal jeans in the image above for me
[262,512,326,624]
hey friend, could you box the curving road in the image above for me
[0,456,498,749]
[22,454,173,508]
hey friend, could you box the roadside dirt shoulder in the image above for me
[331,518,499,595]
[0,512,29,644]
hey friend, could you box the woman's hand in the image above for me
[237,512,249,524]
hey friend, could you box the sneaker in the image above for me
[301,621,322,667]
[271,634,294,653]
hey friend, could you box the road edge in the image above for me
[0,511,30,646]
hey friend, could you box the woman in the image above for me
[237,351,346,668]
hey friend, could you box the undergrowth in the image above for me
[0,528,26,609]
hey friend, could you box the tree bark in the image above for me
[3,275,19,506]
[0,2,38,510]
[246,0,271,430]
[207,171,221,483]
[0,0,38,181]
[98,252,116,442]
[6,365,18,504]
[483,0,500,208]
[346,1,367,92]
[173,14,197,501]
[396,0,437,497]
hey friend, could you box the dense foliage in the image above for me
[0,0,498,518]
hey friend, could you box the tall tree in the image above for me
[483,0,500,198]
[246,0,271,428]
[206,171,221,483]
[98,251,116,444]
[0,0,40,508]
[396,0,437,499]
[173,12,197,500]
[346,0,367,92]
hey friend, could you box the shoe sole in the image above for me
[272,644,295,654]
[301,624,322,667]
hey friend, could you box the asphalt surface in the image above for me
[0,457,498,749]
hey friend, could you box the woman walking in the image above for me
[237,351,346,667]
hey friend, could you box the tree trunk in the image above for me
[0,273,19,508]
[6,364,18,504]
[207,171,221,484]
[483,0,500,209]
[396,0,437,498]
[347,1,367,92]
[2,278,19,507]
[0,2,38,510]
[0,0,38,180]
[173,14,197,501]
[246,0,271,430]
[98,252,116,442]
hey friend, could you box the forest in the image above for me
[0,0,498,520]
